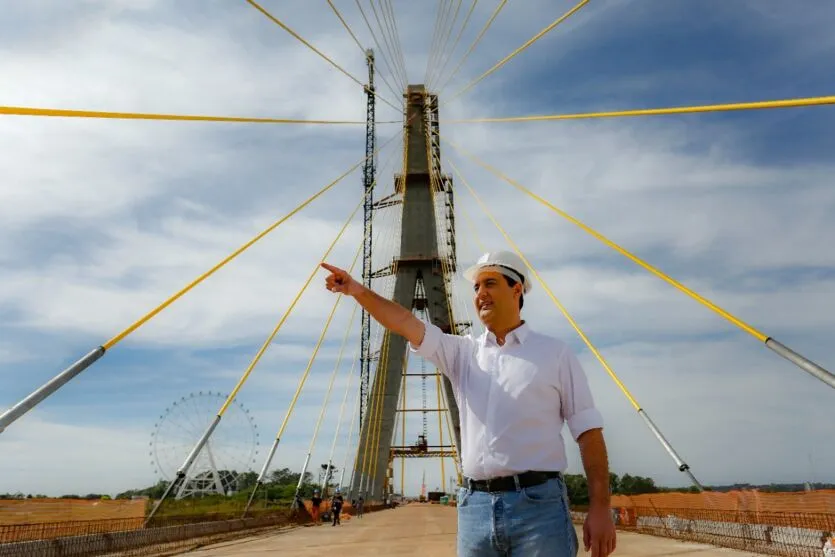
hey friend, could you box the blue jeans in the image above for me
[457,477,578,557]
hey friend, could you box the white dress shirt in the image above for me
[411,321,604,481]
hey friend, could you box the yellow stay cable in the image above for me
[446,0,590,103]
[436,0,507,94]
[106,130,400,351]
[326,0,366,55]
[244,0,400,112]
[301,301,360,461]
[220,195,371,418]
[354,179,404,491]
[367,326,397,494]
[0,105,390,125]
[440,377,463,484]
[356,214,400,491]
[449,159,640,409]
[447,95,835,123]
[271,241,364,444]
[357,330,384,491]
[460,203,487,253]
[443,137,768,342]
[0,129,406,437]
[435,371,447,492]
[399,365,407,496]
[360,329,392,491]
[450,158,706,488]
[364,254,407,496]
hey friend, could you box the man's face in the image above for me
[472,269,521,327]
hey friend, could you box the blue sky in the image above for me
[1,0,834,497]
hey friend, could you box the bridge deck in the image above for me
[182,504,755,556]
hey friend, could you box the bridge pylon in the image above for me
[351,85,465,502]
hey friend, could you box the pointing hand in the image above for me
[321,262,362,297]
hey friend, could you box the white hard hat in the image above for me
[463,250,532,294]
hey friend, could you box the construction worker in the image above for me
[331,489,344,526]
[357,494,365,518]
[322,251,616,557]
[310,490,322,525]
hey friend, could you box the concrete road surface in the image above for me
[183,504,760,556]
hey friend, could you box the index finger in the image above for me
[320,262,342,274]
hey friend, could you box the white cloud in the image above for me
[1,1,834,499]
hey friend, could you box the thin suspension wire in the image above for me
[0,105,393,124]
[362,248,407,497]
[370,1,408,89]
[430,0,478,91]
[445,138,835,391]
[382,0,410,87]
[345,181,400,493]
[436,0,508,94]
[447,95,835,123]
[399,365,407,495]
[449,158,704,489]
[246,241,364,510]
[427,0,459,88]
[446,0,590,103]
[341,362,364,491]
[356,0,406,94]
[424,0,449,86]
[244,0,400,111]
[434,370,447,492]
[351,178,401,494]
[0,130,402,436]
[299,302,361,494]
[359,330,391,494]
[148,186,374,523]
[428,0,464,89]
[368,0,404,87]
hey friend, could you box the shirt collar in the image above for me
[482,321,530,346]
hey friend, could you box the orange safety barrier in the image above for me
[611,490,835,514]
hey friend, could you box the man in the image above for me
[331,489,344,526]
[322,250,616,556]
[310,490,322,525]
[356,494,365,518]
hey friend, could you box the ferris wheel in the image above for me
[149,391,260,499]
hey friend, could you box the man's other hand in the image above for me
[583,504,616,557]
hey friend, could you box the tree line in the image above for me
[4,471,832,501]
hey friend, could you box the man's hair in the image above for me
[503,275,524,310]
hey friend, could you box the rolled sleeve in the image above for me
[566,406,604,441]
[409,322,468,386]
[559,346,605,441]
[410,321,442,359]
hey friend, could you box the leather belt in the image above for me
[466,470,562,493]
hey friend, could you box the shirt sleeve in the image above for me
[409,322,468,387]
[558,345,604,441]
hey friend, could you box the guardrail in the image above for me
[0,504,387,556]
[571,506,835,557]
